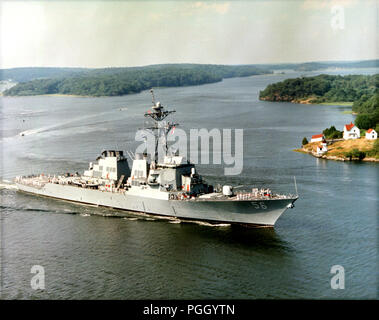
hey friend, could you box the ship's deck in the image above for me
[15,175,298,202]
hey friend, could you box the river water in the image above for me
[0,68,377,299]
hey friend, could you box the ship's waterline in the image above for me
[16,182,297,226]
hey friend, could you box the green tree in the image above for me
[344,151,353,160]
[323,126,343,139]
[366,139,379,157]
[372,139,379,156]
[346,148,366,160]
[355,112,379,130]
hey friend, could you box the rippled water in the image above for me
[0,68,378,299]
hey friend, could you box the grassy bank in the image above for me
[319,102,354,106]
[295,138,379,161]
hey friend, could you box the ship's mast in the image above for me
[143,89,178,163]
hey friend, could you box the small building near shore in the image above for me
[316,140,328,155]
[311,133,325,143]
[343,122,360,140]
[365,128,377,140]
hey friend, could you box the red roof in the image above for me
[344,122,355,131]
[367,128,373,133]
[311,134,324,139]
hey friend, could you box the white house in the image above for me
[316,140,328,155]
[343,122,360,140]
[365,128,377,140]
[311,133,325,143]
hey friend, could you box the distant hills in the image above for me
[262,59,379,72]
[0,67,87,83]
[1,64,270,97]
[259,74,378,103]
[1,60,378,97]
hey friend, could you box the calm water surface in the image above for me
[0,68,377,299]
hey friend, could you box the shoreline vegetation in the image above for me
[2,64,271,97]
[1,60,378,97]
[259,75,379,132]
[259,74,379,133]
[318,102,353,106]
[259,74,378,105]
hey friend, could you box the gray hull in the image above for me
[16,183,297,226]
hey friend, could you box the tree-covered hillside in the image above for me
[261,59,379,72]
[3,64,270,97]
[353,93,379,130]
[259,74,379,131]
[3,59,378,96]
[2,60,377,83]
[259,74,378,103]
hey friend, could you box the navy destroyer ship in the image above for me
[15,91,298,226]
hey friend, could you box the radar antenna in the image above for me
[143,89,178,163]
[150,89,156,105]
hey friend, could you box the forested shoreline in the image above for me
[2,60,378,97]
[259,74,379,131]
[3,64,270,97]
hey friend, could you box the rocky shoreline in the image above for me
[294,148,379,162]
[259,96,316,104]
[259,96,354,105]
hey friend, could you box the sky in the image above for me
[0,0,378,68]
